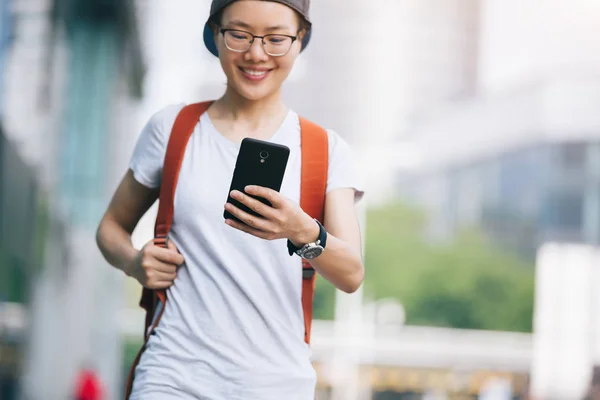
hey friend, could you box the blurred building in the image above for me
[310,319,531,399]
[0,0,11,118]
[1,0,145,399]
[280,0,480,204]
[0,129,46,400]
[392,0,600,397]
[397,0,600,258]
[284,0,479,141]
[0,2,45,398]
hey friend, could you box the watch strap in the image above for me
[287,219,327,256]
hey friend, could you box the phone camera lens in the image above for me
[259,150,269,159]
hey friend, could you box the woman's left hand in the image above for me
[224,185,319,246]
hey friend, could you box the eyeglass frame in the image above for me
[218,28,300,57]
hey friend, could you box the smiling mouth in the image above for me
[241,68,268,76]
[239,67,273,80]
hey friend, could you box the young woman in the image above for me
[96,0,364,398]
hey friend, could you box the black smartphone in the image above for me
[224,138,290,222]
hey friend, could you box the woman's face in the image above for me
[215,0,304,102]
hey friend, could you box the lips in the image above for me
[239,67,273,81]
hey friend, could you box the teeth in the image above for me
[242,69,267,76]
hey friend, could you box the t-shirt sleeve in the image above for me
[326,129,365,203]
[128,103,186,189]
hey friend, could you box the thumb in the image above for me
[166,238,184,266]
[166,238,180,253]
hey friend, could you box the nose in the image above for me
[245,38,269,63]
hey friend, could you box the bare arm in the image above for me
[96,170,183,288]
[304,188,364,293]
[96,170,158,272]
[224,186,364,293]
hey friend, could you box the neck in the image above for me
[215,87,287,128]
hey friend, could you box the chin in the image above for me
[227,67,285,101]
[234,84,278,102]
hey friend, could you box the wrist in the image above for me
[287,219,327,260]
[122,247,139,277]
[290,217,320,247]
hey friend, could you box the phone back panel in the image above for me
[224,138,290,221]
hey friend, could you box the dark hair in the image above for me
[208,9,225,29]
[297,13,311,33]
[209,5,311,34]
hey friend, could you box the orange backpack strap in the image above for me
[298,117,329,344]
[126,101,212,399]
[153,101,213,302]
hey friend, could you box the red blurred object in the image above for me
[73,368,104,400]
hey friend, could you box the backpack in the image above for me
[124,101,329,398]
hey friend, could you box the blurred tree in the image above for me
[312,276,336,320]
[313,201,535,333]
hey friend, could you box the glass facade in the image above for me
[0,0,11,118]
[0,1,139,397]
[0,128,47,400]
[402,141,600,261]
[58,20,118,229]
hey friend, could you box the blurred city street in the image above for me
[2,0,600,399]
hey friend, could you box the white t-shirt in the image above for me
[128,103,363,400]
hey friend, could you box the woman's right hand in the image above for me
[126,239,184,289]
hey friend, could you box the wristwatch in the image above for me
[287,219,327,260]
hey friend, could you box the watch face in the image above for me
[302,246,323,260]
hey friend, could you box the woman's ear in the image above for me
[210,21,220,36]
[298,29,306,42]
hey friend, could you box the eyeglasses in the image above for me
[219,28,298,57]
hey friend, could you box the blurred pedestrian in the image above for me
[73,366,103,400]
[96,0,364,399]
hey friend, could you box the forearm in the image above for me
[307,234,364,293]
[96,218,138,276]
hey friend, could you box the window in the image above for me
[559,142,586,171]
[541,190,583,231]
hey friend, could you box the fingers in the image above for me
[166,239,178,252]
[140,248,177,271]
[229,190,277,219]
[139,249,178,289]
[224,202,270,231]
[145,269,177,289]
[243,186,284,209]
[135,238,185,289]
[224,218,272,240]
[148,281,173,290]
[145,238,185,266]
[151,259,178,274]
[165,239,185,265]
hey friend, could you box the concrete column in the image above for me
[531,243,596,399]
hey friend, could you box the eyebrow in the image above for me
[226,20,292,32]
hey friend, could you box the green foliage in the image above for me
[123,339,142,373]
[313,277,337,320]
[0,247,27,303]
[33,198,51,274]
[362,201,535,332]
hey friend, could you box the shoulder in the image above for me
[134,103,188,151]
[128,103,188,188]
[144,103,187,136]
[295,114,351,152]
[325,128,351,153]
[292,113,364,200]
